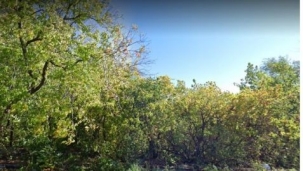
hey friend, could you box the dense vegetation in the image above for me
[0,1,299,170]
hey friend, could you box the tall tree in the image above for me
[0,0,148,165]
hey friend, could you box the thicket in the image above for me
[0,1,299,170]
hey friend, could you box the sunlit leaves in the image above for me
[0,0,299,169]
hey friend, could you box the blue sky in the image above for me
[109,0,300,93]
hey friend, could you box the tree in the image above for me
[0,0,148,169]
[227,86,299,169]
[235,56,299,168]
[0,1,299,169]
[236,56,299,92]
[165,81,232,166]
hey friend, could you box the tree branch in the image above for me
[50,59,83,70]
[31,9,44,16]
[25,31,42,47]
[63,1,82,21]
[64,14,82,21]
[50,60,65,68]
[74,59,83,65]
[29,61,49,94]
[27,70,37,80]
[63,2,74,20]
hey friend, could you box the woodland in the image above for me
[0,1,300,170]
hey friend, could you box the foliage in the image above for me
[127,163,146,171]
[236,56,299,92]
[0,1,299,170]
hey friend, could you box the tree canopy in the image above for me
[0,1,299,170]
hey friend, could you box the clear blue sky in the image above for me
[109,0,300,92]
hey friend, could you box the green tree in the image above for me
[237,56,299,92]
[235,56,299,168]
[165,81,234,166]
[228,86,299,169]
[0,0,148,169]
